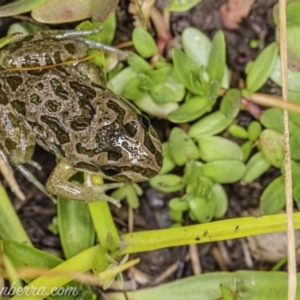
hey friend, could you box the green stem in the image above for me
[120,212,300,254]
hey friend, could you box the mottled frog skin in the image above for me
[0,29,163,204]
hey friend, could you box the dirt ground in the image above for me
[0,0,289,292]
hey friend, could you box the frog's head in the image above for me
[91,98,163,183]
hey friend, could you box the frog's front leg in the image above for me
[46,160,124,207]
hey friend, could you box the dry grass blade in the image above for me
[0,155,25,201]
[278,0,297,299]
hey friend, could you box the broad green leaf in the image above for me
[150,83,176,104]
[242,152,271,183]
[106,271,300,300]
[169,0,202,12]
[91,0,119,22]
[169,198,189,212]
[182,27,211,67]
[201,160,246,183]
[167,96,211,123]
[274,2,300,26]
[259,129,284,168]
[7,22,43,36]
[198,136,243,162]
[150,175,185,193]
[127,54,152,73]
[290,127,300,160]
[169,127,200,166]
[211,184,228,218]
[188,111,233,138]
[228,125,249,139]
[32,0,92,23]
[169,209,184,223]
[246,42,278,93]
[207,30,226,84]
[248,121,262,141]
[260,108,298,134]
[241,140,253,162]
[159,142,176,175]
[132,28,157,58]
[261,176,285,215]
[96,13,116,45]
[58,197,95,259]
[122,77,146,101]
[183,160,203,187]
[188,196,216,223]
[172,48,206,95]
[220,89,241,119]
[135,94,178,118]
[281,160,300,185]
[0,0,47,17]
[107,67,137,95]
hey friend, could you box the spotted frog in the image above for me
[0,29,163,205]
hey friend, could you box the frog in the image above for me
[0,29,163,206]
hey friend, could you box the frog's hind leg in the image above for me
[46,160,123,207]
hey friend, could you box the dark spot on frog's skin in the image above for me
[35,82,44,90]
[74,161,99,173]
[76,143,101,157]
[125,121,138,138]
[30,93,42,105]
[40,115,70,144]
[23,55,40,67]
[45,100,61,112]
[0,89,9,105]
[69,81,96,101]
[11,100,26,116]
[6,76,23,91]
[64,43,77,55]
[44,54,53,66]
[50,78,68,100]
[71,117,92,131]
[121,165,158,179]
[7,113,19,127]
[28,69,49,76]
[56,66,70,76]
[107,151,122,161]
[143,130,163,167]
[91,82,106,91]
[5,138,17,152]
[54,51,62,64]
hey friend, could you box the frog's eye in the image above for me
[139,114,150,130]
[101,167,120,177]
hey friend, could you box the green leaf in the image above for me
[261,176,285,215]
[260,108,298,134]
[159,142,176,175]
[172,48,206,95]
[259,129,284,168]
[150,83,176,104]
[211,184,228,218]
[220,89,241,119]
[132,28,157,58]
[242,151,272,183]
[169,0,202,12]
[182,27,211,67]
[127,54,152,73]
[207,30,226,84]
[228,125,249,139]
[58,198,95,259]
[0,0,47,17]
[150,175,185,193]
[290,127,300,160]
[246,42,279,93]
[241,140,253,162]
[188,111,233,138]
[188,196,216,223]
[248,121,262,141]
[198,136,243,162]
[200,160,246,183]
[274,2,300,26]
[122,77,146,101]
[169,198,189,212]
[96,13,116,45]
[169,127,201,166]
[91,0,119,22]
[167,96,211,123]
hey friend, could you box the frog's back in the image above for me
[0,66,162,181]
